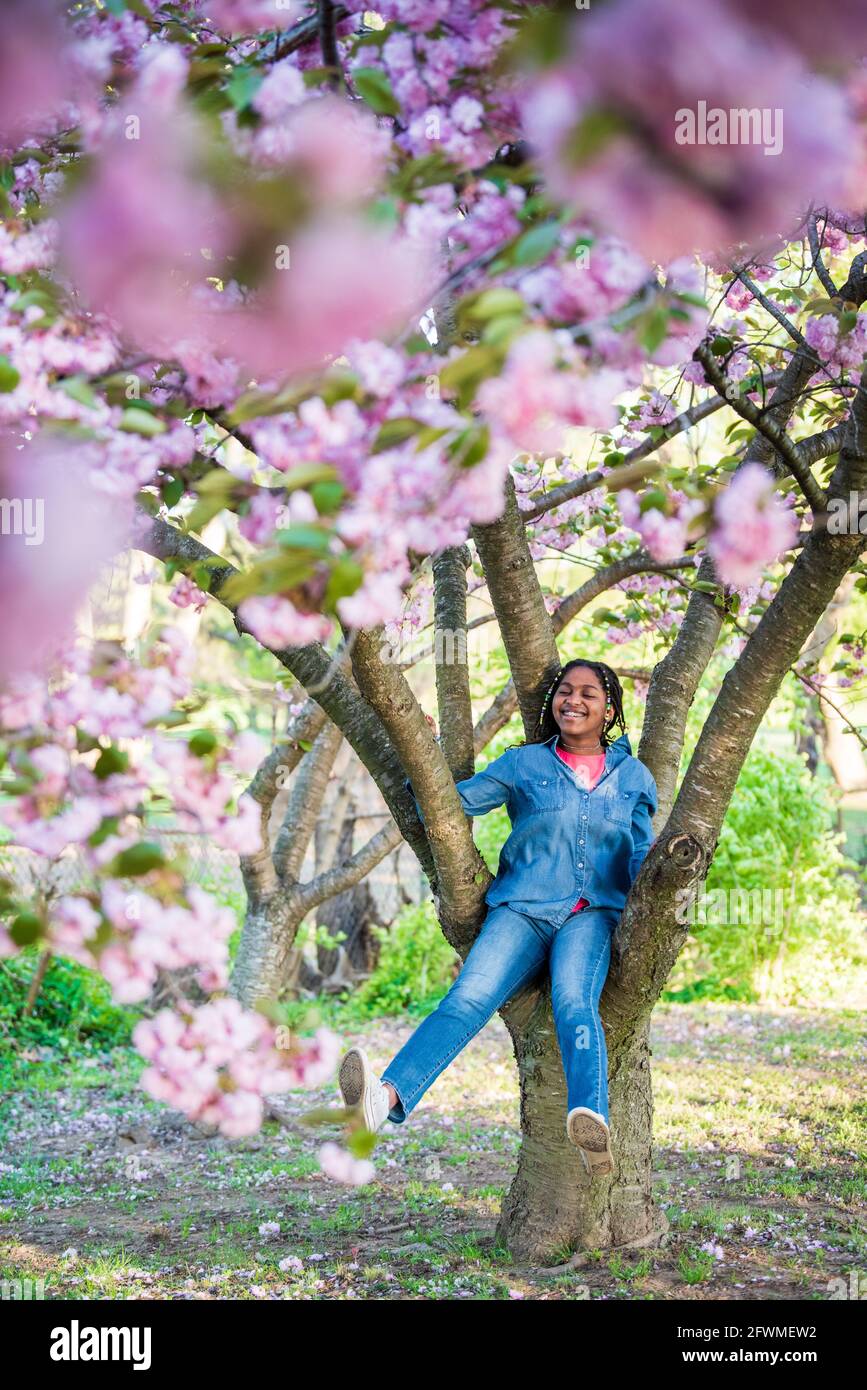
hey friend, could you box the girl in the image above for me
[338,659,658,1178]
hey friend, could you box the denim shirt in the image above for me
[405,731,659,926]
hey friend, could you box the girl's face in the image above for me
[551,666,607,743]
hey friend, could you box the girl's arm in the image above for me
[405,748,515,827]
[628,774,659,885]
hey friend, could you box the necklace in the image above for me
[558,734,605,756]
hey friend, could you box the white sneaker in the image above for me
[566,1106,614,1177]
[338,1046,393,1133]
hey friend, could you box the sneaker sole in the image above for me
[339,1048,367,1110]
[567,1109,614,1177]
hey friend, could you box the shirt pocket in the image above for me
[604,783,638,826]
[514,771,567,815]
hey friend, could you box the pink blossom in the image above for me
[238,492,284,545]
[214,793,263,856]
[59,106,233,353]
[203,0,298,37]
[251,58,306,121]
[238,593,334,649]
[258,95,390,202]
[169,576,209,612]
[228,730,268,774]
[707,462,800,587]
[136,43,189,111]
[476,331,624,455]
[521,0,855,260]
[0,433,130,679]
[726,280,755,312]
[218,217,432,380]
[337,572,407,629]
[318,1142,376,1187]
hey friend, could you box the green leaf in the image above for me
[372,417,423,452]
[57,375,98,410]
[638,488,668,514]
[390,150,459,198]
[804,297,839,315]
[462,288,525,322]
[324,555,364,608]
[9,288,57,322]
[188,730,218,757]
[0,354,20,393]
[119,407,166,436]
[109,842,166,877]
[226,66,264,111]
[162,477,185,509]
[10,911,44,947]
[310,480,345,515]
[448,424,490,469]
[94,746,130,780]
[222,550,318,604]
[438,346,499,407]
[512,221,561,267]
[565,108,630,163]
[88,816,120,848]
[673,290,708,309]
[353,67,400,116]
[480,312,524,346]
[274,523,332,551]
[184,495,231,533]
[637,305,670,354]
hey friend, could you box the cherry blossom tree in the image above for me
[3,0,867,1259]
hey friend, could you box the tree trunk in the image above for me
[231,895,303,1007]
[495,982,667,1263]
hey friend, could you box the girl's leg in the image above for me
[548,907,618,1124]
[380,904,552,1124]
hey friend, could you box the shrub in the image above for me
[664,748,867,1005]
[0,951,134,1057]
[338,899,459,1021]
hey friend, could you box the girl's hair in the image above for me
[506,659,627,750]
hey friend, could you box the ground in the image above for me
[0,1003,864,1300]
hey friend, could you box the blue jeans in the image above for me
[381,902,619,1127]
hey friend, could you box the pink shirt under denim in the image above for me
[554,740,606,913]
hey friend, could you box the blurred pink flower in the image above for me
[521,0,855,261]
[318,1142,376,1187]
[237,593,334,648]
[708,462,799,586]
[0,433,129,679]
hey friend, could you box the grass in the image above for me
[0,1001,864,1300]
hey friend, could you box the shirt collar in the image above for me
[545,731,632,756]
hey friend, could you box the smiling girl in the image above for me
[338,659,658,1179]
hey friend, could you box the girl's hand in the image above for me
[424,713,439,739]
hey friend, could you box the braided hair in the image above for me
[508,659,627,750]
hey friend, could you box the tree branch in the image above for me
[432,544,475,782]
[520,374,784,524]
[136,513,437,882]
[807,212,840,298]
[273,720,343,882]
[693,341,826,512]
[471,472,560,738]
